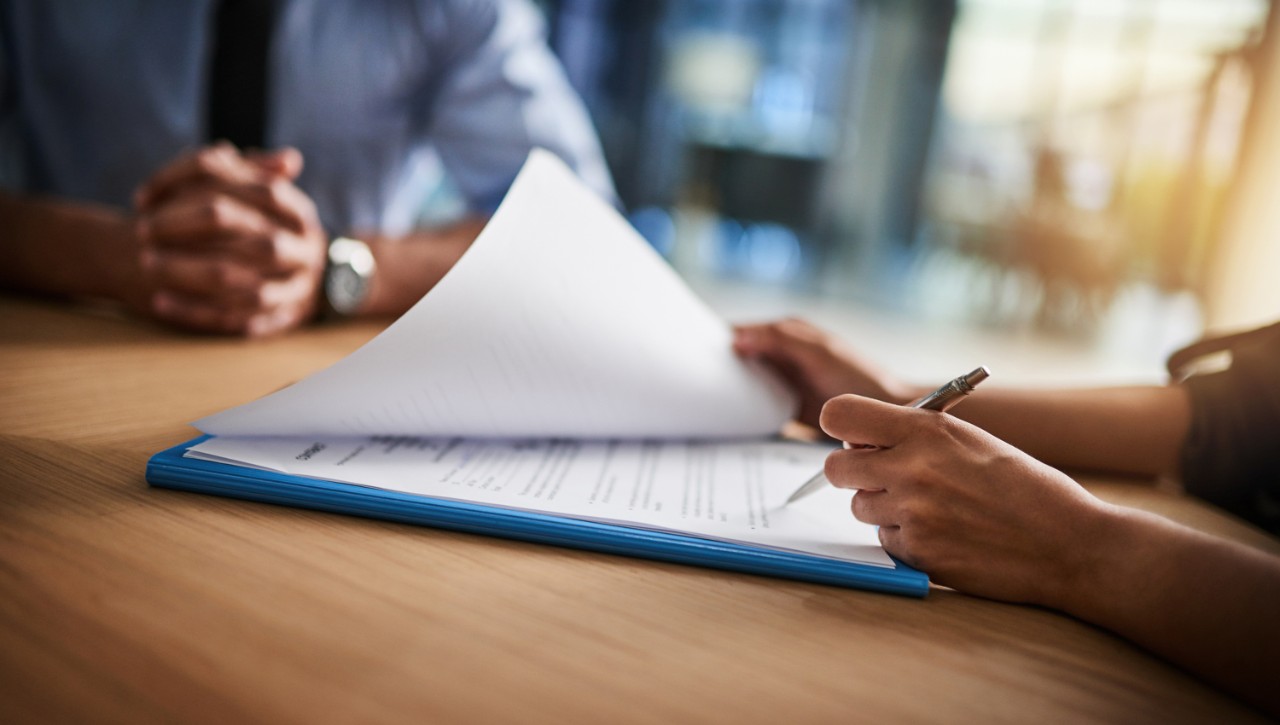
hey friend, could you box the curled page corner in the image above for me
[196,149,797,439]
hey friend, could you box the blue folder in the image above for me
[147,436,930,597]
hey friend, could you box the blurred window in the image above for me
[922,0,1269,329]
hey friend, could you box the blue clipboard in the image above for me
[147,436,930,597]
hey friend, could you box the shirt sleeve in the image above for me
[1179,324,1280,534]
[419,0,616,211]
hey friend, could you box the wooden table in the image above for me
[2,295,1276,723]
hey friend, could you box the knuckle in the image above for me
[244,315,271,338]
[265,178,291,208]
[782,317,821,343]
[815,336,839,359]
[894,525,921,554]
[932,410,960,432]
[295,195,320,225]
[897,499,920,527]
[896,462,931,494]
[205,197,232,227]
[901,497,940,535]
[931,410,965,438]
[910,409,951,442]
[907,536,944,571]
[198,202,219,226]
[262,232,288,264]
[195,148,222,174]
[249,282,273,309]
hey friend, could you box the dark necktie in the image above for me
[206,0,277,148]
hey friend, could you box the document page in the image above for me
[189,436,893,568]
[195,150,794,440]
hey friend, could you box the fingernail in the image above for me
[140,249,158,270]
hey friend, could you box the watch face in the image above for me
[326,264,366,316]
[324,237,375,316]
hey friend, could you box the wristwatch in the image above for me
[322,236,377,318]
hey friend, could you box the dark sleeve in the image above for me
[0,5,24,191]
[1179,328,1280,534]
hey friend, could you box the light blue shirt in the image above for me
[0,0,615,235]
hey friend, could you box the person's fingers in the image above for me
[732,322,773,355]
[254,175,317,233]
[140,168,311,234]
[733,324,803,387]
[203,175,314,233]
[152,289,257,334]
[134,143,250,209]
[735,318,875,431]
[732,318,830,366]
[851,489,895,526]
[141,192,274,246]
[819,394,918,448]
[826,446,880,490]
[233,147,313,231]
[146,251,259,299]
[824,440,926,502]
[145,251,306,307]
[242,304,305,338]
[135,146,309,230]
[140,195,320,273]
[876,525,910,565]
[245,146,303,179]
[150,279,313,337]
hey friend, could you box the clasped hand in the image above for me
[132,143,328,337]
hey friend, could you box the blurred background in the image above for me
[485,0,1280,381]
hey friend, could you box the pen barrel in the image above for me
[786,367,987,505]
[908,367,988,413]
[908,381,971,413]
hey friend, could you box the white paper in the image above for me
[189,435,892,568]
[186,151,888,570]
[196,149,795,439]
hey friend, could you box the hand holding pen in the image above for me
[730,321,990,502]
[785,367,991,504]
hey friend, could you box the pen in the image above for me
[784,366,991,505]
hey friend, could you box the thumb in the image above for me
[246,146,304,179]
[820,394,917,448]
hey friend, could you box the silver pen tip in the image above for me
[962,366,991,388]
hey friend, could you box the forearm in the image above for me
[0,191,145,307]
[919,385,1192,477]
[354,216,486,317]
[1053,507,1280,715]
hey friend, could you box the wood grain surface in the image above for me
[1,295,1275,723]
